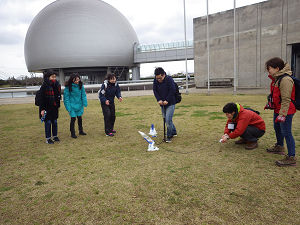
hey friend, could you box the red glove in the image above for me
[264,103,275,110]
[275,115,286,123]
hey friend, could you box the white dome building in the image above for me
[24,0,140,82]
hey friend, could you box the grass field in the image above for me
[0,93,299,224]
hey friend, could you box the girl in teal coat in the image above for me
[64,74,88,138]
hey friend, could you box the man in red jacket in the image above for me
[220,103,266,150]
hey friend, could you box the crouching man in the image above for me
[220,103,266,150]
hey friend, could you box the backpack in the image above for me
[174,82,182,104]
[35,89,42,106]
[277,74,300,110]
[244,108,260,115]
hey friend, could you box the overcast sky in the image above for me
[0,0,265,79]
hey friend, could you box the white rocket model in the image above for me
[148,124,157,137]
[138,131,159,151]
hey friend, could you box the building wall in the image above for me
[193,0,300,88]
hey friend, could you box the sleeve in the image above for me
[153,79,162,102]
[98,84,106,104]
[40,85,46,111]
[165,77,176,103]
[63,87,71,112]
[115,83,121,99]
[81,85,88,107]
[228,115,251,139]
[224,120,230,135]
[279,77,294,116]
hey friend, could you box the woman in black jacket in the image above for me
[98,74,122,136]
[40,70,61,144]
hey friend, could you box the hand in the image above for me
[264,103,274,110]
[264,104,271,110]
[275,115,286,123]
[41,110,45,117]
[118,97,123,102]
[105,100,110,105]
[163,101,168,105]
[158,100,163,105]
[220,134,230,143]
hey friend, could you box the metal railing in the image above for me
[0,78,194,98]
[136,40,193,53]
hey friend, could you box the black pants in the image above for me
[101,103,115,134]
[70,116,83,134]
[240,125,265,142]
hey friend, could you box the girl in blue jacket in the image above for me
[98,73,122,136]
[64,74,88,138]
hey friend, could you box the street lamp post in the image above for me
[183,0,189,94]
[206,0,210,95]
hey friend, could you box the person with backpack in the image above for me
[219,103,265,150]
[98,73,122,136]
[63,74,88,138]
[153,67,178,143]
[39,70,61,144]
[264,57,297,166]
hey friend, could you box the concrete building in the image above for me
[24,0,140,83]
[193,0,300,88]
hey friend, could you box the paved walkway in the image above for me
[0,87,268,105]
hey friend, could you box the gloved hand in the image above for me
[264,103,271,110]
[275,115,286,123]
[264,102,275,110]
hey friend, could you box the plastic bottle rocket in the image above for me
[138,131,159,151]
[148,124,157,137]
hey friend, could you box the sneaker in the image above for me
[235,138,247,144]
[275,155,296,167]
[266,144,285,155]
[71,134,77,139]
[106,133,114,137]
[53,137,60,142]
[46,139,54,144]
[79,131,87,135]
[172,133,177,137]
[245,141,258,150]
[111,130,116,133]
[165,137,172,143]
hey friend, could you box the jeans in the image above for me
[101,103,116,134]
[45,119,57,139]
[240,125,265,142]
[161,104,177,137]
[273,113,295,156]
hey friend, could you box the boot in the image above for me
[235,138,247,144]
[78,116,86,135]
[70,118,77,138]
[245,141,258,150]
[275,155,296,167]
[266,144,285,155]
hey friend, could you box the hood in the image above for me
[272,63,292,79]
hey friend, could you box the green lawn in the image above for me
[0,94,299,224]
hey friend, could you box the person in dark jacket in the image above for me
[98,74,122,136]
[153,67,177,143]
[220,103,265,150]
[264,57,296,166]
[40,70,61,144]
[64,74,88,138]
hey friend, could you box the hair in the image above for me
[265,57,285,71]
[43,69,57,80]
[223,102,238,114]
[106,73,116,81]
[154,67,166,76]
[65,73,82,91]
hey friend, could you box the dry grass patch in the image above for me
[0,94,299,224]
